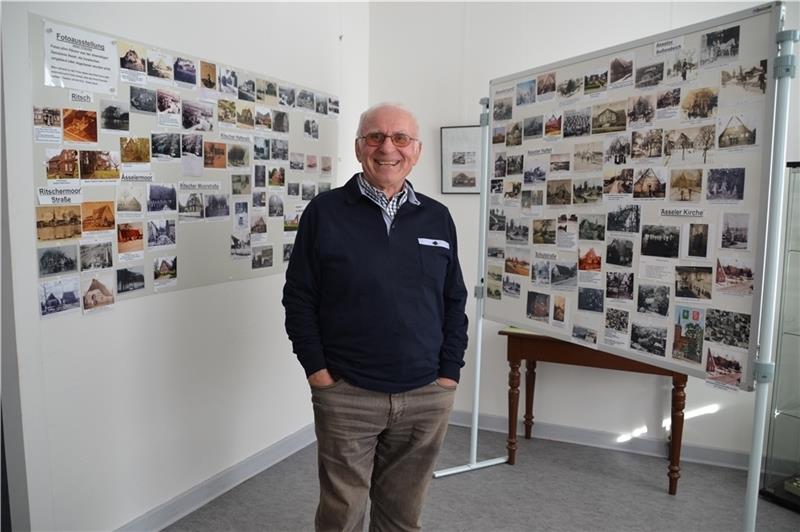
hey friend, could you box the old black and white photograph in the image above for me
[664,125,715,164]
[38,276,80,317]
[278,85,296,107]
[546,179,572,206]
[493,97,512,121]
[489,210,507,233]
[232,174,251,195]
[721,212,749,249]
[532,259,550,286]
[118,40,146,72]
[218,67,238,96]
[297,89,315,111]
[718,113,757,148]
[250,213,267,235]
[603,168,633,196]
[604,134,631,165]
[516,79,536,106]
[302,182,317,201]
[252,245,273,270]
[506,154,523,175]
[634,62,664,88]
[204,194,230,219]
[537,72,556,99]
[630,323,667,357]
[707,168,745,201]
[578,214,605,241]
[230,231,251,259]
[557,76,583,99]
[627,95,655,125]
[179,192,205,221]
[316,95,328,115]
[680,87,718,120]
[38,244,78,276]
[494,152,507,178]
[549,152,570,173]
[526,291,550,323]
[487,246,504,259]
[633,168,666,199]
[550,260,578,288]
[151,132,181,161]
[273,110,290,133]
[283,243,295,263]
[255,107,272,130]
[606,238,633,267]
[584,66,608,94]
[100,100,130,132]
[173,57,196,85]
[147,219,176,248]
[181,133,203,176]
[578,286,603,312]
[609,55,633,84]
[234,201,249,231]
[286,182,299,197]
[523,155,547,184]
[268,194,284,217]
[523,115,544,139]
[687,223,710,258]
[606,271,634,301]
[572,325,597,345]
[641,224,679,258]
[227,143,250,168]
[721,60,767,100]
[506,122,522,147]
[253,136,270,161]
[117,182,144,214]
[606,204,640,233]
[637,283,670,316]
[503,180,521,207]
[591,100,626,134]
[304,119,320,140]
[271,139,289,161]
[700,25,740,66]
[675,266,712,300]
[664,48,698,83]
[533,218,556,244]
[156,88,181,122]
[490,179,503,194]
[563,107,591,138]
[572,178,603,204]
[117,266,145,294]
[502,275,521,299]
[573,141,603,172]
[236,101,255,129]
[631,128,663,160]
[505,217,529,244]
[669,169,702,202]
[147,183,177,212]
[605,308,629,332]
[704,308,750,349]
[657,88,681,110]
[182,100,214,131]
[147,49,173,81]
[715,256,754,296]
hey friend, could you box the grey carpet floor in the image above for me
[164,426,800,531]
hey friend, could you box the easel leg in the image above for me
[524,360,536,439]
[507,359,521,465]
[668,374,687,495]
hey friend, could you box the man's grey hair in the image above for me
[356,102,420,138]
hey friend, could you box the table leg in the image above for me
[507,359,521,465]
[524,360,536,439]
[668,374,687,495]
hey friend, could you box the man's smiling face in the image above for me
[355,105,422,194]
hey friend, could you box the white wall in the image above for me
[369,1,800,455]
[1,3,368,530]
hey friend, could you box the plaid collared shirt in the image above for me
[357,173,408,221]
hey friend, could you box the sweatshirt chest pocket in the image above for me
[418,238,451,284]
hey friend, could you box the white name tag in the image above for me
[418,238,450,250]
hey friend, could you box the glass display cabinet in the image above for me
[761,162,800,513]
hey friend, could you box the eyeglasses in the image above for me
[358,132,418,148]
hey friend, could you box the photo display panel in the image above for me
[485,4,782,387]
[30,16,339,317]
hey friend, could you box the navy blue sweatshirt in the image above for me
[282,175,469,393]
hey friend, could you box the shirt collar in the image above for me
[356,173,420,205]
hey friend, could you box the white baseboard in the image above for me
[116,424,316,532]
[447,410,750,470]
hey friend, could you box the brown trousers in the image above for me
[311,379,456,532]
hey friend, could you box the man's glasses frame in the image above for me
[357,132,418,148]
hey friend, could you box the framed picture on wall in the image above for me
[440,125,482,194]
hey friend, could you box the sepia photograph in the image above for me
[250,213,267,235]
[153,256,178,285]
[572,178,603,204]
[706,347,743,388]
[707,168,745,201]
[605,307,629,332]
[203,141,226,168]
[627,95,655,125]
[630,323,667,357]
[217,99,236,125]
[82,272,115,312]
[573,141,603,172]
[39,276,80,316]
[255,107,272,130]
[252,245,274,270]
[147,183,177,213]
[547,179,572,206]
[34,106,61,127]
[38,244,78,276]
[200,61,217,90]
[606,204,640,233]
[609,55,633,84]
[635,62,664,88]
[63,109,97,143]
[673,306,706,364]
[637,283,670,316]
[504,249,530,277]
[657,88,681,110]
[550,260,578,288]
[452,170,476,189]
[506,122,522,147]
[46,149,79,179]
[523,115,544,140]
[664,125,715,164]
[117,222,144,254]
[119,137,150,164]
[700,25,740,66]
[579,247,602,272]
[715,256,754,296]
[151,132,180,161]
[227,143,250,168]
[675,266,712,300]
[720,60,767,99]
[549,152,570,173]
[606,271,634,300]
[718,113,757,148]
[680,87,719,120]
[118,40,146,72]
[591,100,626,134]
[544,113,562,137]
[157,88,181,117]
[81,201,115,233]
[117,266,145,294]
[631,128,663,160]
[687,223,710,258]
[37,205,81,241]
[537,72,556,98]
[492,126,506,144]
[557,76,583,99]
[721,212,749,249]
[606,238,634,267]
[503,180,521,206]
[563,107,591,138]
[100,100,130,132]
[182,100,214,131]
[578,214,605,241]
[526,291,550,323]
[516,79,536,106]
[204,194,230,218]
[669,169,702,202]
[704,308,750,349]
[178,193,205,221]
[532,218,556,244]
[236,101,255,129]
[603,168,633,195]
[147,49,173,80]
[604,134,631,165]
[632,168,666,199]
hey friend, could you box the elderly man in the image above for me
[282,103,468,532]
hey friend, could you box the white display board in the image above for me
[30,16,339,317]
[484,3,782,387]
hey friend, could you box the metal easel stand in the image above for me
[743,27,799,532]
[434,98,509,478]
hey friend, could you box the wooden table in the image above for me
[500,328,688,495]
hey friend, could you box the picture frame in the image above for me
[440,125,482,194]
